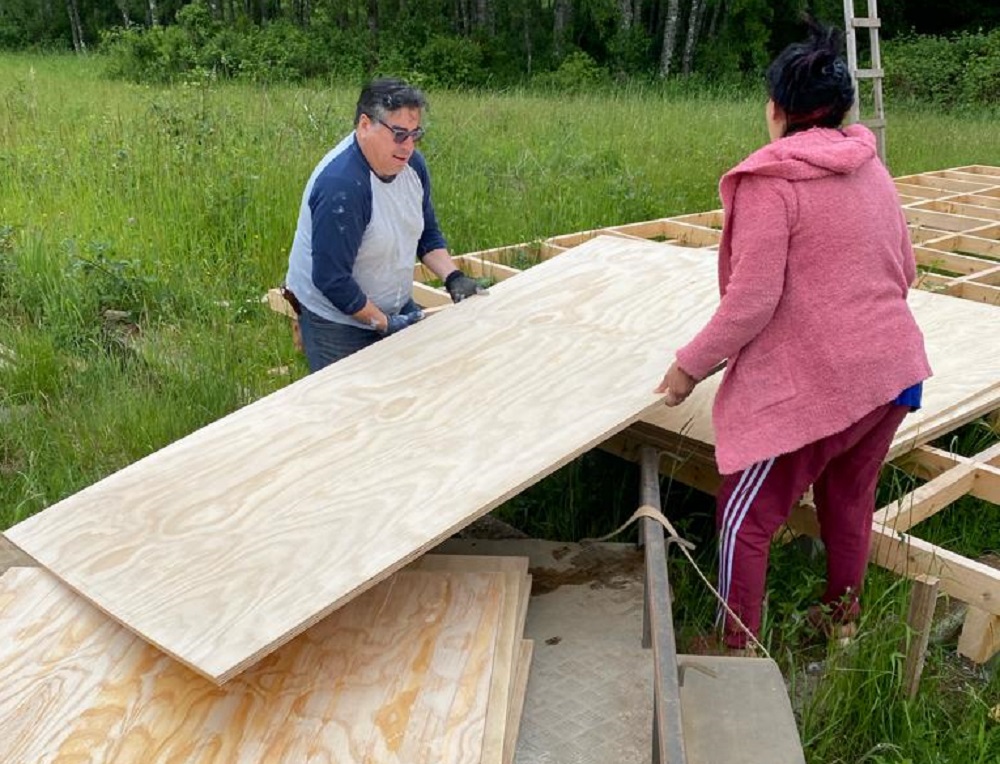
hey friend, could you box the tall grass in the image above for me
[2,53,1000,762]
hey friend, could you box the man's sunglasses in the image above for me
[377,118,425,144]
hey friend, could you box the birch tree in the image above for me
[658,0,680,76]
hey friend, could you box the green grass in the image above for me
[2,52,1000,762]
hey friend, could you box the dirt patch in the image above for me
[452,514,530,540]
[530,544,645,595]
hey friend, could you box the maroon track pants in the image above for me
[716,403,909,648]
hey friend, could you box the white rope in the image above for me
[584,504,772,659]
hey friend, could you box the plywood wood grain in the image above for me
[641,288,1000,460]
[0,566,504,764]
[410,554,532,764]
[5,236,717,683]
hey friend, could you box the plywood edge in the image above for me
[480,570,530,764]
[502,640,535,764]
[412,554,530,576]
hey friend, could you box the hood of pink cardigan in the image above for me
[719,124,877,207]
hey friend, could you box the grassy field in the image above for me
[2,53,999,762]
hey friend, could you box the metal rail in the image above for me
[639,445,688,764]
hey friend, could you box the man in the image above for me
[284,78,485,372]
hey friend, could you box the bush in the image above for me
[103,4,367,84]
[417,35,485,88]
[532,50,610,92]
[884,29,1000,107]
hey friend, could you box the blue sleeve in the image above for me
[309,169,371,315]
[410,151,448,259]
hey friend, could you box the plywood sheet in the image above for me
[0,566,504,764]
[642,287,1000,459]
[410,554,531,764]
[4,235,715,683]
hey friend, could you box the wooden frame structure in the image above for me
[267,165,1000,666]
[407,164,1000,309]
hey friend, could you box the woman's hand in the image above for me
[654,360,697,407]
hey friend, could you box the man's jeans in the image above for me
[297,300,419,373]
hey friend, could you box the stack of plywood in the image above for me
[0,555,531,763]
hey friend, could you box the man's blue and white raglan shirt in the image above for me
[285,133,447,328]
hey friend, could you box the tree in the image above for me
[65,0,85,51]
[682,0,705,73]
[658,0,680,76]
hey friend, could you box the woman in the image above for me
[656,19,931,651]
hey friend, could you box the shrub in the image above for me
[532,50,610,92]
[884,29,1000,107]
[417,35,485,88]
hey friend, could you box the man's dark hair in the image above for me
[355,79,428,126]
[766,17,855,135]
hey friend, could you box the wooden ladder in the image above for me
[843,0,887,164]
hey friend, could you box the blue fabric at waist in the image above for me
[893,382,923,409]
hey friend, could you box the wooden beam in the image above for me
[914,246,997,277]
[667,210,725,229]
[896,174,996,194]
[896,445,963,480]
[412,281,452,308]
[951,194,1000,211]
[869,527,1000,617]
[873,463,976,532]
[937,170,1000,186]
[945,281,1000,306]
[950,165,1000,179]
[454,255,524,282]
[957,606,1000,663]
[922,200,1000,222]
[906,207,995,232]
[902,575,939,699]
[895,182,951,200]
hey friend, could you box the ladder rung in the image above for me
[861,118,886,129]
[851,17,881,28]
[855,68,884,79]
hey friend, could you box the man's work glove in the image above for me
[445,270,488,303]
[380,306,425,336]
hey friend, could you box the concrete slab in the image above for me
[678,655,805,764]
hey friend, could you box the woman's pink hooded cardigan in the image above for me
[675,124,931,475]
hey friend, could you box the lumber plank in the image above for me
[957,606,1000,663]
[905,207,995,232]
[0,567,504,764]
[412,281,452,308]
[6,235,712,684]
[869,528,1000,617]
[903,575,939,699]
[896,174,995,194]
[873,463,977,531]
[921,200,1000,222]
